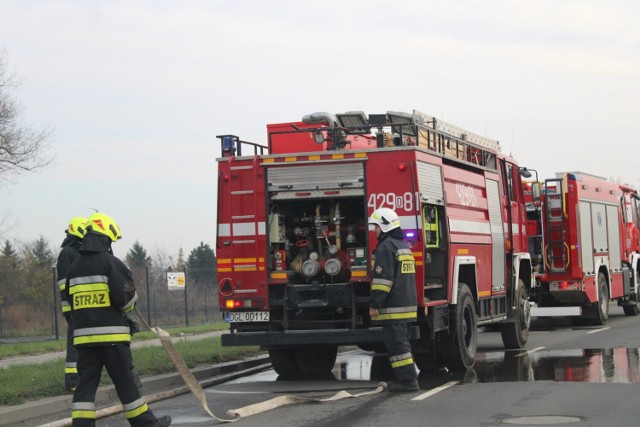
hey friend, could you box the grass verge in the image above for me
[0,335,261,405]
[0,322,230,359]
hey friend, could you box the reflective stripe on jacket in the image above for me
[56,235,81,315]
[67,233,138,346]
[370,229,418,324]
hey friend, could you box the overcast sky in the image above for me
[1,0,639,259]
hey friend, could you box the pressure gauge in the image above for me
[302,260,320,277]
[324,258,342,276]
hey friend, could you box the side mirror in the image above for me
[519,167,532,179]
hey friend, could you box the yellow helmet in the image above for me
[67,217,88,239]
[86,212,122,242]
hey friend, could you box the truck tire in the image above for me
[500,281,530,349]
[446,283,477,371]
[295,345,338,376]
[622,301,640,316]
[268,348,303,378]
[585,272,609,325]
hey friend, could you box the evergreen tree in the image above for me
[1,239,18,269]
[21,236,54,301]
[125,240,151,269]
[187,242,216,285]
[27,235,54,267]
[176,247,185,272]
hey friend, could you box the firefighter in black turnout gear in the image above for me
[65,213,171,427]
[368,208,419,392]
[57,216,87,392]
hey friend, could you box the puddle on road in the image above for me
[332,348,640,385]
[230,347,640,386]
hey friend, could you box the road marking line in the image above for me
[412,381,459,401]
[516,346,545,357]
[587,327,610,334]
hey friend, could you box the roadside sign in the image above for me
[167,272,186,290]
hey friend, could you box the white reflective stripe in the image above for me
[379,305,416,314]
[74,326,130,336]
[121,293,138,312]
[449,218,491,234]
[57,278,66,286]
[503,222,520,234]
[396,248,413,256]
[398,215,421,230]
[69,275,109,286]
[218,223,231,237]
[72,402,96,410]
[65,362,77,368]
[218,222,266,237]
[389,352,413,363]
[122,397,147,411]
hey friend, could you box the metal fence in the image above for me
[0,266,221,341]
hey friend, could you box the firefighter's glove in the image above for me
[124,314,140,335]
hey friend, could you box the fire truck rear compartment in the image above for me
[266,195,370,331]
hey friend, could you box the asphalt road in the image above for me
[9,304,640,426]
[98,304,640,427]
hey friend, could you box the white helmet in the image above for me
[368,208,401,233]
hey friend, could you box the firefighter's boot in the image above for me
[388,379,419,392]
[155,415,171,427]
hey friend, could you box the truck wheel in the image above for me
[446,283,477,371]
[268,348,303,378]
[623,301,640,316]
[585,272,609,325]
[295,345,338,376]
[500,281,530,349]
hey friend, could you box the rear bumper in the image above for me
[221,326,420,348]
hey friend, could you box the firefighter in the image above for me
[66,212,171,427]
[368,207,419,392]
[56,216,88,392]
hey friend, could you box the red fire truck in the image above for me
[526,172,640,324]
[216,110,534,377]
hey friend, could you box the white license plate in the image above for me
[225,311,270,323]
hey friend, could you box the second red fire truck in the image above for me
[216,109,535,377]
[526,172,640,324]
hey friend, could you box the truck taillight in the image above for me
[551,281,580,291]
[224,299,258,309]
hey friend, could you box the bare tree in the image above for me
[0,48,53,184]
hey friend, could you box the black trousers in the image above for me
[64,315,79,390]
[72,345,159,427]
[382,323,418,382]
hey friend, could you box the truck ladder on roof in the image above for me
[410,110,500,170]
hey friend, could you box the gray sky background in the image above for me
[1,0,639,259]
